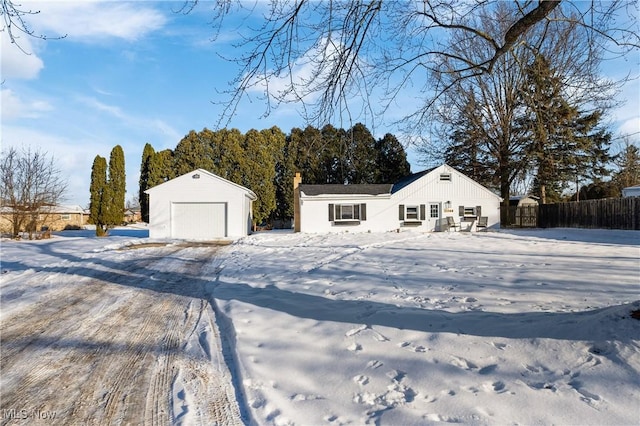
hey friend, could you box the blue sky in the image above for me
[2,1,639,207]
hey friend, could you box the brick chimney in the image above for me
[293,172,302,232]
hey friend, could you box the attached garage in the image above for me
[145,169,256,240]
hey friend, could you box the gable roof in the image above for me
[299,184,392,196]
[145,168,257,200]
[297,164,501,200]
[391,168,435,193]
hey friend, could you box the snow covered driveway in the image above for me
[1,237,243,425]
[1,228,639,425]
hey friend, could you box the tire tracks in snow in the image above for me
[0,245,243,425]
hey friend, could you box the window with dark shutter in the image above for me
[328,204,334,221]
[420,204,426,221]
[399,204,405,220]
[360,204,367,221]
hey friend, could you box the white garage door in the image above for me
[171,202,226,239]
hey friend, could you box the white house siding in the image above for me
[391,165,501,232]
[298,165,501,233]
[146,169,255,240]
[299,195,393,233]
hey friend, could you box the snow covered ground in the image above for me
[1,227,639,425]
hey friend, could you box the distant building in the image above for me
[0,204,85,234]
[509,194,539,207]
[622,185,640,198]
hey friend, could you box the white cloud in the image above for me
[1,88,52,120]
[24,0,167,41]
[21,1,167,42]
[1,31,44,79]
[2,1,167,79]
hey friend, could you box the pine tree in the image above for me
[614,143,640,191]
[374,133,411,184]
[520,54,613,203]
[444,96,497,190]
[347,123,377,184]
[89,155,108,236]
[139,143,155,223]
[107,145,126,227]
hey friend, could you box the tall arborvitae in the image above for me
[241,128,284,226]
[347,123,377,184]
[174,129,215,175]
[139,143,155,223]
[107,145,126,227]
[89,155,108,236]
[374,133,411,184]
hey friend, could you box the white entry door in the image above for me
[428,202,440,232]
[171,202,226,239]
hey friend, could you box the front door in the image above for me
[428,202,440,232]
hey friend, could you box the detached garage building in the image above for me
[145,169,256,240]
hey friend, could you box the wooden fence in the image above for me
[537,198,640,230]
[507,205,538,228]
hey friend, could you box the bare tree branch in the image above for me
[1,0,66,54]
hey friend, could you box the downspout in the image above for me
[294,172,302,232]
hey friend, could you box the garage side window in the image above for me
[328,204,367,223]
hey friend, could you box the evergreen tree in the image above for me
[107,145,126,227]
[139,143,155,223]
[347,123,377,184]
[374,133,411,184]
[613,143,640,192]
[274,130,301,222]
[319,124,348,184]
[149,149,175,186]
[520,54,613,203]
[240,128,283,225]
[444,96,497,190]
[288,126,325,184]
[173,129,215,175]
[89,155,108,236]
[209,128,245,183]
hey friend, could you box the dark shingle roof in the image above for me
[299,184,393,196]
[391,168,435,193]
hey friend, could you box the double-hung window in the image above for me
[329,203,367,223]
[337,204,357,221]
[405,205,419,221]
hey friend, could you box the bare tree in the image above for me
[178,0,638,127]
[0,146,68,239]
[420,2,622,221]
[4,0,637,126]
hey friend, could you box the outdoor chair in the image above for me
[476,216,488,231]
[445,216,460,232]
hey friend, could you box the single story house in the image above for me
[0,204,85,234]
[622,185,640,198]
[145,169,256,240]
[295,164,501,233]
